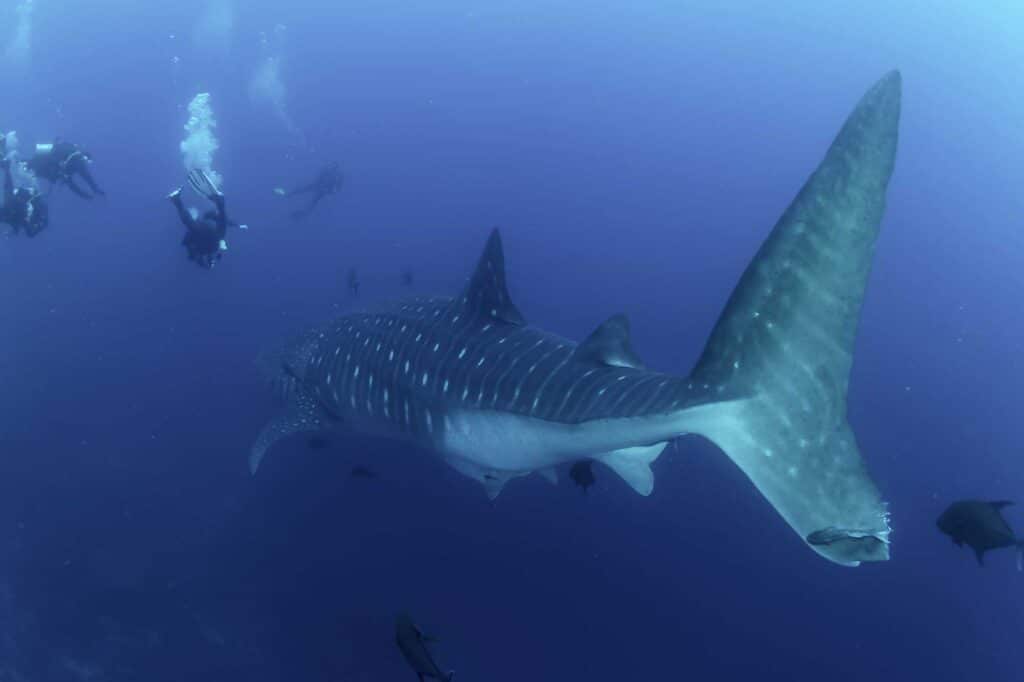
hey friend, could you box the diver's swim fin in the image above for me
[187,168,221,200]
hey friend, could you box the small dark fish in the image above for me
[350,465,377,479]
[569,460,595,494]
[395,612,454,681]
[347,267,361,296]
[307,436,331,450]
[401,267,414,287]
[937,499,1023,569]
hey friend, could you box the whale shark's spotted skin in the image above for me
[304,297,691,435]
[253,71,903,567]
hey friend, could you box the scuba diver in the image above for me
[274,161,343,220]
[1,157,49,237]
[28,139,105,199]
[168,169,231,269]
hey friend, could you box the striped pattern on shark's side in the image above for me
[299,302,693,432]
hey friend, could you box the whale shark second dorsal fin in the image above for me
[449,228,525,326]
[574,314,645,369]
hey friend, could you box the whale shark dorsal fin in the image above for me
[449,228,525,326]
[575,314,645,369]
[594,442,668,495]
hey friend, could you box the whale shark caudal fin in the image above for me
[676,71,902,566]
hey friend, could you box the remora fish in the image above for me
[251,71,902,566]
[570,460,596,494]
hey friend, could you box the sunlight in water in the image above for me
[249,24,300,136]
[4,0,33,65]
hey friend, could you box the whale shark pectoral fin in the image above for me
[537,467,558,485]
[594,442,668,496]
[249,386,327,475]
[249,409,323,475]
[414,626,440,644]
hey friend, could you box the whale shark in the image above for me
[251,71,901,566]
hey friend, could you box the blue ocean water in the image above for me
[1,0,1021,679]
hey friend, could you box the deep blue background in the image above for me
[1,1,1021,679]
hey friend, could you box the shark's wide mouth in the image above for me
[806,526,891,566]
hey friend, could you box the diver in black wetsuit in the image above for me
[347,267,360,296]
[28,139,105,199]
[168,170,230,269]
[274,161,343,220]
[1,158,48,237]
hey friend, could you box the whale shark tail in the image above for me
[676,71,902,566]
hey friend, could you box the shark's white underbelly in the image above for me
[440,408,680,471]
